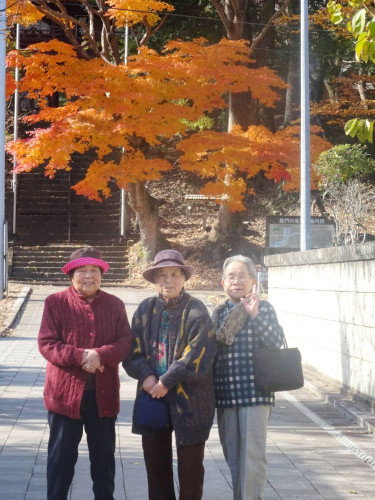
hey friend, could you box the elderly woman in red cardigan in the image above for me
[38,247,133,500]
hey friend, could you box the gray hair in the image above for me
[222,255,256,279]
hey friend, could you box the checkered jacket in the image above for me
[214,300,285,408]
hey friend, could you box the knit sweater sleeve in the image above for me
[123,299,156,383]
[94,296,134,367]
[38,294,84,367]
[159,299,217,390]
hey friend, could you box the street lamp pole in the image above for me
[300,0,311,251]
[120,24,129,239]
[0,0,7,298]
[12,23,20,236]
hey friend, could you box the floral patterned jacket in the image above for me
[123,292,217,446]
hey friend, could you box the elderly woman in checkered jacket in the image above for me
[213,255,285,500]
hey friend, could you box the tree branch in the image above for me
[32,0,102,59]
[140,15,169,46]
[250,0,293,53]
[210,0,233,35]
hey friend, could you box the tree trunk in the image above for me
[228,92,259,131]
[209,0,286,257]
[126,181,167,263]
[209,93,253,243]
[283,55,298,126]
[283,1,300,126]
[209,206,243,242]
[210,0,279,247]
[209,92,251,245]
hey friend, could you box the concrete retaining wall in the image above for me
[264,242,375,405]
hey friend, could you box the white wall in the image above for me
[264,242,375,401]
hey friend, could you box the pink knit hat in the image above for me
[62,247,109,275]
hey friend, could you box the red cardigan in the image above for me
[38,285,133,419]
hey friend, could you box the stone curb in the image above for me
[304,378,375,434]
[0,285,31,334]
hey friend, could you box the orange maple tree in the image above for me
[178,125,331,212]
[7,37,288,190]
[6,0,330,258]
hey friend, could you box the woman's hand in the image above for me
[81,349,103,373]
[240,283,259,319]
[143,375,158,394]
[150,381,168,399]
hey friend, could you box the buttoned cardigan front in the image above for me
[38,285,133,419]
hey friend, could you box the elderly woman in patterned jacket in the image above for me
[123,249,217,500]
[213,255,285,500]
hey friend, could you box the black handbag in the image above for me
[253,339,304,392]
[133,390,171,430]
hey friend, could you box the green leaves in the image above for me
[327,0,344,25]
[345,118,360,138]
[327,0,375,143]
[314,143,375,186]
[345,118,374,143]
[368,18,375,37]
[355,32,368,60]
[352,8,366,34]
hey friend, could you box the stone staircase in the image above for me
[10,151,132,284]
[14,152,122,246]
[10,244,129,285]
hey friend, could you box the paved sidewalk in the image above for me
[1,285,375,499]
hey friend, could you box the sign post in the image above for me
[265,216,335,254]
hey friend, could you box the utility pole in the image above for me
[120,24,129,239]
[300,0,311,251]
[0,0,7,299]
[12,23,20,236]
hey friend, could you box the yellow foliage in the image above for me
[7,0,44,27]
[107,0,174,27]
[6,72,16,99]
[177,125,331,211]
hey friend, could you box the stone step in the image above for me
[13,250,127,258]
[10,276,128,285]
[16,214,119,221]
[11,269,128,278]
[10,244,129,284]
[12,261,127,269]
[14,160,123,246]
[13,245,127,252]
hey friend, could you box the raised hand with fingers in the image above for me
[240,283,259,318]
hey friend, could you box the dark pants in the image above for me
[142,429,205,500]
[47,391,116,500]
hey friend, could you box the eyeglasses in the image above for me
[223,274,252,283]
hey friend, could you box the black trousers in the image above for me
[142,429,205,500]
[47,391,116,500]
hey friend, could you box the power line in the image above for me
[108,6,339,34]
[1,1,343,35]
[0,0,18,12]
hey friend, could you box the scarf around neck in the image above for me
[212,299,249,345]
[158,287,186,308]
